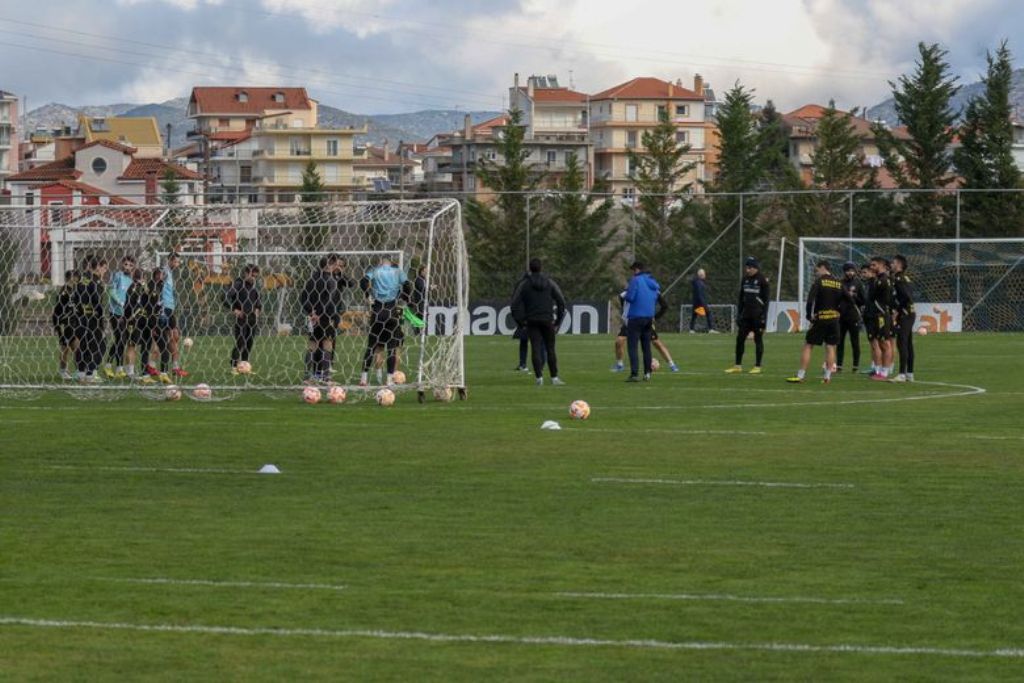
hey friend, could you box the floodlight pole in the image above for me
[955,191,962,304]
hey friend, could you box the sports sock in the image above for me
[796,369,806,379]
[319,350,333,377]
[823,366,832,381]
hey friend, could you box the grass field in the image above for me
[2,332,1024,681]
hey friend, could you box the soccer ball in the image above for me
[433,386,453,402]
[375,388,396,407]
[918,326,929,336]
[276,323,293,336]
[392,370,407,385]
[182,337,194,350]
[569,399,591,420]
[192,383,212,400]
[327,386,347,404]
[165,386,182,401]
[650,358,661,372]
[302,386,321,404]
[236,360,252,374]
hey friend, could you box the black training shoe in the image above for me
[625,375,641,383]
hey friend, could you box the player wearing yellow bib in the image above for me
[787,260,848,384]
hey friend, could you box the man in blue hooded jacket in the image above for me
[624,261,660,382]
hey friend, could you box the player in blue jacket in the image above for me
[623,261,660,382]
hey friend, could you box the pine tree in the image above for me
[160,168,181,205]
[464,108,548,298]
[713,84,763,193]
[756,100,795,189]
[627,116,695,280]
[953,41,1022,236]
[545,153,617,300]
[875,42,959,234]
[299,161,327,252]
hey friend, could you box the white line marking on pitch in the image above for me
[46,465,257,475]
[701,380,985,409]
[555,592,903,606]
[592,477,855,490]
[1,616,1021,659]
[965,435,1024,441]
[97,578,346,591]
[565,428,767,436]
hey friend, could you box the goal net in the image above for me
[0,199,468,400]
[798,237,1024,332]
[678,304,736,333]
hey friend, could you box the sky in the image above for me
[0,0,1018,115]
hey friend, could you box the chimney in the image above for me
[694,74,704,96]
[527,76,535,98]
[383,138,389,162]
[514,72,520,91]
[464,114,472,139]
[165,123,172,158]
[144,170,158,204]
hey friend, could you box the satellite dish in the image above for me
[99,195,110,205]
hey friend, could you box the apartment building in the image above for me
[187,86,366,202]
[589,75,712,197]
[509,74,592,185]
[0,90,19,187]
[77,114,164,158]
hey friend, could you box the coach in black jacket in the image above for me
[511,258,566,386]
[228,264,262,370]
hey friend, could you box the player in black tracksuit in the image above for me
[144,267,171,377]
[787,260,849,383]
[300,255,344,382]
[123,268,148,378]
[52,270,78,379]
[73,257,108,381]
[727,256,770,374]
[228,264,262,370]
[869,257,896,379]
[891,254,916,382]
[836,261,866,373]
[511,258,566,385]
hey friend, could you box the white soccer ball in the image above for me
[392,370,407,385]
[182,337,194,350]
[376,388,396,407]
[650,358,661,372]
[165,385,182,402]
[569,399,591,420]
[192,383,212,400]
[433,386,453,403]
[236,360,252,374]
[302,386,321,404]
[327,386,347,404]
[276,323,293,336]
[917,326,929,336]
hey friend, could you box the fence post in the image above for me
[631,200,637,260]
[848,192,854,261]
[738,194,744,281]
[525,194,531,272]
[955,190,961,304]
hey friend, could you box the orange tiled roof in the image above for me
[118,158,203,181]
[591,77,702,101]
[31,179,136,204]
[190,87,313,115]
[6,156,80,182]
[78,139,138,155]
[519,86,589,103]
[472,115,509,133]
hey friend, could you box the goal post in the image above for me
[0,199,468,399]
[797,237,1024,332]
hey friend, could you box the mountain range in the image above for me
[21,97,502,149]
[865,68,1024,125]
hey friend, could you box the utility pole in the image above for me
[398,139,405,199]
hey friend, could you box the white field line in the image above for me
[592,477,855,490]
[555,592,904,606]
[97,577,345,591]
[46,465,258,475]
[965,435,1024,441]
[563,428,767,436]
[0,405,274,412]
[1,617,1021,659]
[700,381,985,409]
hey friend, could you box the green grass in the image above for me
[2,332,1024,681]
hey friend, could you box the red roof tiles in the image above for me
[6,156,79,182]
[591,77,702,101]
[519,86,589,103]
[118,158,203,181]
[32,179,136,204]
[190,87,313,115]
[78,139,137,155]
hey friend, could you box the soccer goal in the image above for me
[0,199,468,400]
[798,237,1024,332]
[677,304,736,333]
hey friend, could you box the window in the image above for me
[91,157,107,175]
[627,156,638,177]
[289,136,308,156]
[675,130,689,144]
[675,104,690,117]
[626,131,638,149]
[657,105,667,121]
[625,104,638,122]
[622,187,636,200]
[291,118,305,128]
[273,92,286,103]
[485,150,498,161]
[237,91,249,103]
[546,150,557,164]
[218,118,230,129]
[240,165,252,183]
[25,192,34,206]
[48,201,64,225]
[326,138,339,156]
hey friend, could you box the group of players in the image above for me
[52,251,428,387]
[52,252,186,383]
[722,254,916,383]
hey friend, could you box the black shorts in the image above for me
[369,304,402,349]
[128,322,150,346]
[876,313,894,340]
[308,316,338,342]
[738,317,764,336]
[55,324,75,346]
[618,324,659,341]
[805,319,840,346]
[161,308,178,331]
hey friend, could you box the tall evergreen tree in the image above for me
[299,161,327,252]
[545,154,617,299]
[627,116,695,280]
[812,101,866,190]
[713,84,763,193]
[952,41,1022,236]
[464,108,548,298]
[160,168,181,205]
[756,99,795,189]
[874,42,959,234]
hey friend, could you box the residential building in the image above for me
[353,144,420,193]
[76,114,164,158]
[589,75,712,197]
[441,114,509,197]
[419,133,455,193]
[0,90,19,187]
[509,74,592,184]
[187,86,367,202]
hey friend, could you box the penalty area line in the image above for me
[592,477,855,490]
[0,616,1021,658]
[555,591,904,606]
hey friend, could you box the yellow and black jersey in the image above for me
[806,274,845,321]
[871,272,894,315]
[73,275,103,320]
[893,272,915,315]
